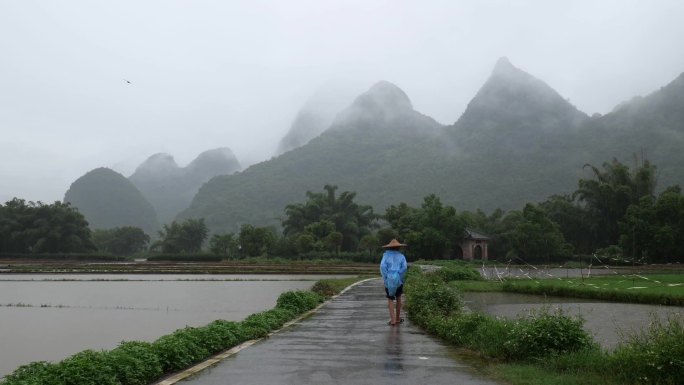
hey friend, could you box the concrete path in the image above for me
[178,279,501,385]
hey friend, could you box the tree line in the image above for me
[2,157,682,263]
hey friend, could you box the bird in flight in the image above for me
[123,79,132,84]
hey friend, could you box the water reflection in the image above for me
[382,326,404,375]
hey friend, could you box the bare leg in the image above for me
[395,296,402,322]
[387,298,396,325]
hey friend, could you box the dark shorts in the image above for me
[384,284,403,300]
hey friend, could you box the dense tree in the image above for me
[385,195,466,259]
[92,227,150,255]
[575,158,657,247]
[619,186,684,263]
[208,233,239,258]
[359,233,379,258]
[238,224,276,258]
[539,195,595,254]
[153,218,208,253]
[0,198,95,253]
[282,185,378,252]
[503,204,572,264]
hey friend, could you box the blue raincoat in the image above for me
[380,249,407,296]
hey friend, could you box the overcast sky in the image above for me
[2,0,683,204]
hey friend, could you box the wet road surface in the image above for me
[178,278,501,385]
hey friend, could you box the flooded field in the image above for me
[0,274,350,377]
[463,291,684,349]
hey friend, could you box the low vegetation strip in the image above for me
[0,277,360,385]
[405,267,684,385]
[501,274,684,306]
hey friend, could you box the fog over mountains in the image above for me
[177,58,684,234]
[65,58,684,236]
[65,148,241,232]
[129,148,241,224]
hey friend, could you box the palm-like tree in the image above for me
[282,185,378,252]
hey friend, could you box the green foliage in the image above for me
[152,328,208,372]
[406,269,595,363]
[385,195,466,259]
[152,218,208,253]
[540,195,595,255]
[282,184,378,252]
[611,315,684,385]
[108,342,163,385]
[1,361,57,385]
[92,227,150,256]
[208,233,239,257]
[503,308,596,360]
[53,350,120,385]
[408,268,684,383]
[575,158,657,248]
[619,186,684,263]
[0,198,96,253]
[238,224,276,257]
[276,290,324,312]
[405,272,462,325]
[503,204,572,263]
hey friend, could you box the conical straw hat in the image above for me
[382,239,407,248]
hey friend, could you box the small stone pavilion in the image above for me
[458,229,490,261]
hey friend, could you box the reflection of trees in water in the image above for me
[383,327,404,375]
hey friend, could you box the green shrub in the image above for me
[311,280,337,296]
[53,350,120,385]
[241,313,275,339]
[1,361,57,385]
[503,308,596,360]
[468,315,514,358]
[205,320,243,348]
[406,273,462,325]
[611,314,684,385]
[152,329,208,372]
[108,341,163,385]
[276,291,324,313]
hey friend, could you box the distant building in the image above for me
[458,229,490,260]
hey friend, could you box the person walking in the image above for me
[380,239,408,326]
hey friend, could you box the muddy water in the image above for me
[0,274,347,377]
[463,292,684,350]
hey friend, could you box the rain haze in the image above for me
[1,0,683,204]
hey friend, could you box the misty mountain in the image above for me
[63,168,159,235]
[439,57,593,209]
[129,148,241,224]
[449,57,588,147]
[275,84,357,155]
[177,81,445,233]
[177,58,684,235]
[577,71,684,187]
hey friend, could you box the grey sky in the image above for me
[2,0,683,204]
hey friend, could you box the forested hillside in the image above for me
[63,168,160,236]
[129,148,241,224]
[176,59,684,234]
